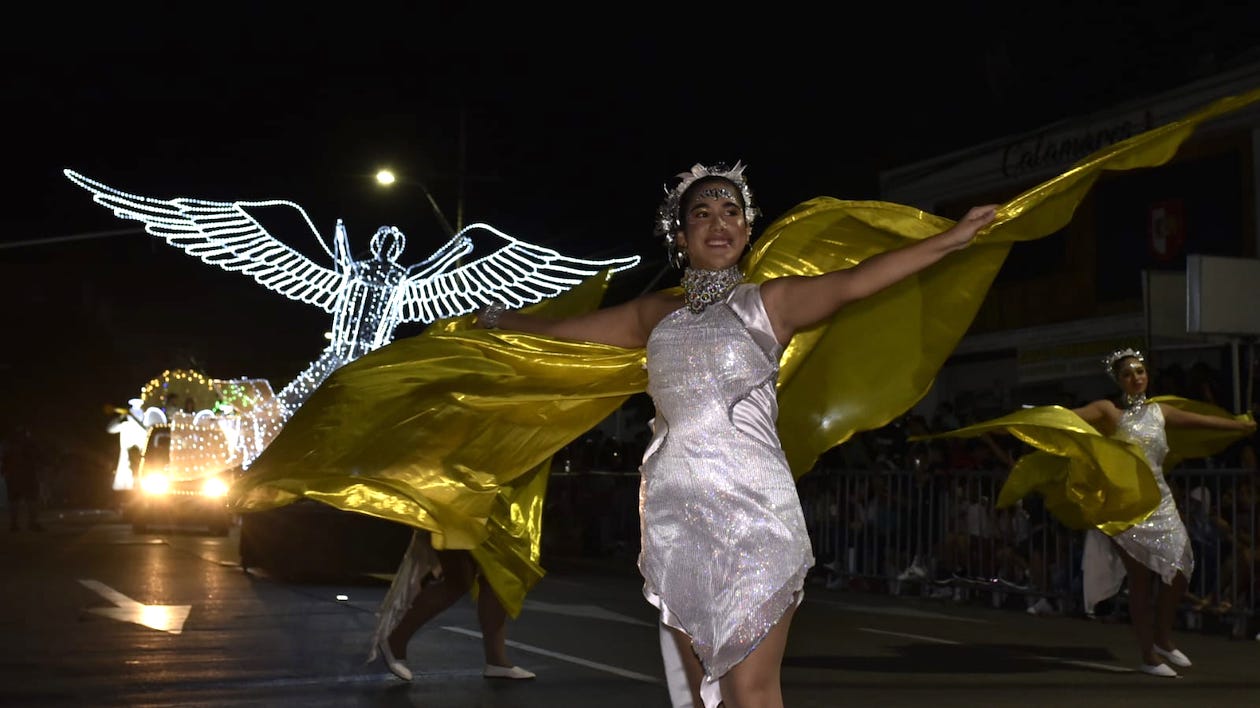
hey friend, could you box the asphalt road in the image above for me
[2,509,1259,708]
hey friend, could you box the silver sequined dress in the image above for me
[640,283,814,706]
[1082,401,1194,613]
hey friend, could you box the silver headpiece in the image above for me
[655,161,759,267]
[1103,347,1145,379]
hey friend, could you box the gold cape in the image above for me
[229,87,1260,616]
[912,396,1254,534]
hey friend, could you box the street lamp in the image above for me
[375,168,456,238]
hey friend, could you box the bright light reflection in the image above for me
[140,473,170,495]
[202,478,230,498]
[139,604,191,634]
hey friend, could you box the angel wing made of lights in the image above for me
[64,169,642,323]
[395,221,641,323]
[64,169,347,311]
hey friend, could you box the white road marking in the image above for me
[522,599,655,627]
[811,597,988,623]
[78,579,192,634]
[858,628,1132,673]
[441,626,662,683]
[859,628,960,645]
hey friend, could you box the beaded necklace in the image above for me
[680,266,743,314]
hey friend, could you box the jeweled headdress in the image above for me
[1103,347,1145,379]
[654,162,759,267]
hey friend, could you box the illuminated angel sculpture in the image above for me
[64,169,641,419]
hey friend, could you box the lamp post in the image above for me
[375,169,457,238]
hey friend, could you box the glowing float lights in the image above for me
[208,377,286,469]
[169,411,236,479]
[64,169,642,420]
[113,371,287,477]
[140,368,215,415]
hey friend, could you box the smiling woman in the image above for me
[480,162,997,708]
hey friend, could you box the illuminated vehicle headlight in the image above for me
[201,477,230,498]
[140,473,171,495]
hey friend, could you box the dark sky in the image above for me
[4,5,1260,497]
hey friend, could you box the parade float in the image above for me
[112,369,284,536]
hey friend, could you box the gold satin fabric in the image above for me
[229,87,1260,615]
[913,396,1253,534]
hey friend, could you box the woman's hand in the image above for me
[939,205,998,251]
[476,300,507,329]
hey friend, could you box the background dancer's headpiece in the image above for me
[654,162,759,262]
[1103,347,1145,380]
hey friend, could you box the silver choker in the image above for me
[681,266,743,314]
[1121,392,1147,409]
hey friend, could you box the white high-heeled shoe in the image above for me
[483,664,535,680]
[378,639,413,681]
[1152,645,1192,668]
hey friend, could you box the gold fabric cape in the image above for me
[913,396,1254,534]
[229,88,1260,616]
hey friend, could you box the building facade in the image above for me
[880,62,1260,418]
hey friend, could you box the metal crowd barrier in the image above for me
[542,462,1256,638]
[799,465,1257,637]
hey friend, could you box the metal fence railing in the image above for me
[545,463,1258,638]
[799,465,1257,637]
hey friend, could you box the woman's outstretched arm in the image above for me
[760,205,997,344]
[1161,404,1257,433]
[482,291,678,349]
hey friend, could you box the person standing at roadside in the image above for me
[3,426,44,532]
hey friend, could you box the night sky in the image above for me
[4,6,1259,502]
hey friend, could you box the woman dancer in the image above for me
[478,161,996,707]
[919,349,1254,678]
[1076,350,1254,676]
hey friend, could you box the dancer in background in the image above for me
[1077,350,1253,676]
[919,348,1254,678]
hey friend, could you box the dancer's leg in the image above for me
[387,549,476,659]
[1116,548,1158,665]
[1154,570,1188,652]
[719,603,796,708]
[475,575,513,667]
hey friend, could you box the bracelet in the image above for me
[480,300,507,329]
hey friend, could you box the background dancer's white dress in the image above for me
[366,530,439,667]
[640,283,814,708]
[1083,402,1194,614]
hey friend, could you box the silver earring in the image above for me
[669,245,688,269]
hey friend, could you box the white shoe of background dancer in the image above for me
[1152,646,1191,668]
